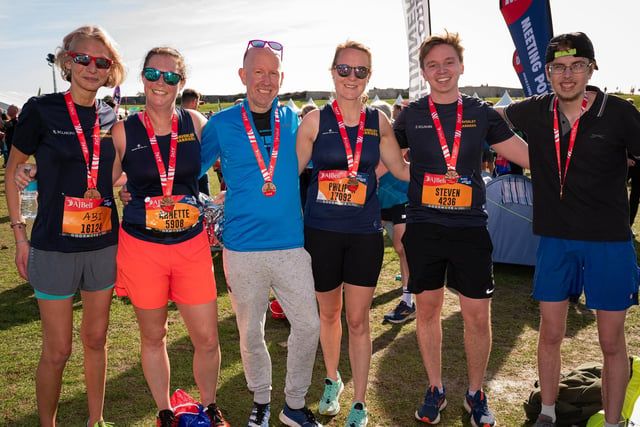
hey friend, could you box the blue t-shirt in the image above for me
[121,108,203,244]
[201,98,303,252]
[304,104,382,234]
[378,172,409,209]
[12,93,119,252]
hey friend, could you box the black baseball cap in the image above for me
[545,32,598,69]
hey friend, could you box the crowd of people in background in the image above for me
[4,23,640,427]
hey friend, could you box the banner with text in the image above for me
[402,0,431,100]
[500,0,553,96]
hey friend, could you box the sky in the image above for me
[2,0,639,107]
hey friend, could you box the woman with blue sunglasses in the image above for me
[5,25,125,427]
[111,47,227,427]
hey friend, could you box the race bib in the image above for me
[422,173,472,210]
[144,195,200,232]
[317,170,367,207]
[61,196,113,238]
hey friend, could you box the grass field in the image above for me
[2,113,640,426]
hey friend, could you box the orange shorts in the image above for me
[116,228,217,309]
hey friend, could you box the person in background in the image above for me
[200,39,321,427]
[111,47,227,427]
[5,25,125,427]
[370,100,414,324]
[181,87,211,196]
[3,104,19,167]
[626,98,640,230]
[394,31,529,427]
[297,41,409,426]
[498,32,640,427]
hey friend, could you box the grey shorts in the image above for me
[28,245,117,299]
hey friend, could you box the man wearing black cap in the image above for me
[498,32,640,427]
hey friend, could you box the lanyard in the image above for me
[331,100,366,179]
[428,93,463,182]
[241,105,280,196]
[63,91,101,196]
[140,112,178,207]
[553,92,589,199]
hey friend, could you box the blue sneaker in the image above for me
[415,385,447,424]
[279,403,322,426]
[318,372,344,415]
[345,402,368,427]
[463,390,495,427]
[383,301,416,324]
[247,402,270,427]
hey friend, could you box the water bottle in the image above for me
[21,169,38,220]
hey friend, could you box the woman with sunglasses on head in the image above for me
[110,47,227,427]
[5,26,124,427]
[296,41,409,427]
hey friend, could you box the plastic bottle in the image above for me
[21,171,38,220]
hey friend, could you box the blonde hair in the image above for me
[55,25,125,88]
[331,40,372,70]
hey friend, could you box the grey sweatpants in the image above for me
[223,247,320,409]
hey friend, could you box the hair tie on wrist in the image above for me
[10,221,27,229]
[15,239,29,245]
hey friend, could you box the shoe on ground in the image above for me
[279,403,322,426]
[345,402,368,427]
[533,414,556,427]
[205,402,230,427]
[86,420,114,427]
[384,301,416,324]
[318,371,344,416]
[463,390,495,427]
[156,409,177,427]
[415,385,447,424]
[248,402,270,427]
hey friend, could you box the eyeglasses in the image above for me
[68,52,113,69]
[245,40,283,59]
[142,68,183,86]
[547,62,592,75]
[334,64,370,79]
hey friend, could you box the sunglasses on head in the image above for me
[142,68,183,86]
[334,64,370,79]
[246,39,283,59]
[68,52,113,69]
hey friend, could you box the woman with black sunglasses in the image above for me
[110,47,227,427]
[296,40,409,427]
[5,26,125,427]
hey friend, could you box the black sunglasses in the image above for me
[334,64,370,79]
[142,68,183,86]
[69,52,113,69]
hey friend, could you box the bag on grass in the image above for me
[170,389,211,427]
[524,362,603,426]
[587,356,640,427]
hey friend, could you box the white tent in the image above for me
[472,92,480,99]
[371,94,380,103]
[394,94,404,105]
[495,90,513,106]
[287,98,300,114]
[307,97,316,106]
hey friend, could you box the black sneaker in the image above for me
[205,402,229,427]
[248,402,271,427]
[156,409,177,427]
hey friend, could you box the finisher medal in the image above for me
[347,176,359,192]
[160,196,175,212]
[84,188,102,199]
[262,181,277,197]
[444,170,459,181]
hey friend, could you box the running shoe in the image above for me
[248,402,270,427]
[156,409,177,427]
[533,414,556,427]
[383,301,416,324]
[318,372,344,415]
[463,389,495,427]
[279,403,322,426]
[85,420,114,427]
[205,402,230,427]
[415,385,447,424]
[345,402,368,427]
